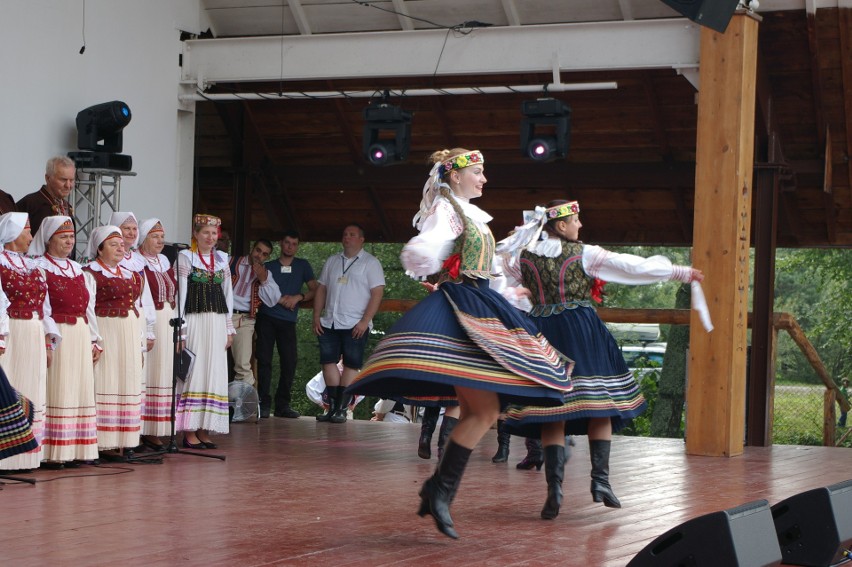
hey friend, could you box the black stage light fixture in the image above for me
[68,100,133,171]
[362,99,412,167]
[520,98,571,162]
[658,0,742,34]
[627,499,783,567]
[771,479,852,567]
[76,100,132,153]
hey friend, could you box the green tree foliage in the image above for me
[774,249,852,384]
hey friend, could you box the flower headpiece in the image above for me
[193,214,221,228]
[546,201,580,220]
[440,150,484,178]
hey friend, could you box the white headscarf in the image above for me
[138,218,163,246]
[86,225,123,261]
[108,212,139,248]
[29,215,72,256]
[0,212,28,246]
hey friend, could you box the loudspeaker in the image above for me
[771,479,852,566]
[658,0,741,33]
[628,499,782,567]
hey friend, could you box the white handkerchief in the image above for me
[691,281,714,332]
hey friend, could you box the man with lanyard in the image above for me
[256,230,317,419]
[312,224,385,423]
[228,239,279,411]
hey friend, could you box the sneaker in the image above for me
[274,406,300,419]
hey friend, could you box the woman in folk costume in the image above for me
[346,149,573,539]
[137,218,178,450]
[0,364,38,462]
[31,216,100,467]
[0,212,60,472]
[110,212,156,437]
[497,200,710,519]
[83,226,146,460]
[175,214,234,449]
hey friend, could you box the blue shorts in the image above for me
[318,327,368,369]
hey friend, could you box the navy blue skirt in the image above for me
[503,304,647,437]
[347,280,573,408]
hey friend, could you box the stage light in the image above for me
[75,100,132,153]
[657,0,741,34]
[69,100,133,171]
[362,97,412,167]
[520,98,571,162]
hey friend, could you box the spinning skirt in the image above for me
[0,365,37,461]
[175,312,230,435]
[42,319,98,462]
[347,280,573,408]
[94,313,143,450]
[0,318,47,470]
[142,305,176,437]
[504,305,647,437]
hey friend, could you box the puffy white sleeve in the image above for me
[84,271,102,345]
[489,253,532,312]
[176,252,190,340]
[38,268,62,349]
[258,275,281,308]
[400,198,463,279]
[582,245,688,285]
[139,275,157,340]
[0,275,8,347]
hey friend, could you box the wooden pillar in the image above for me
[685,13,760,457]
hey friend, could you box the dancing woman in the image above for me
[175,214,234,449]
[347,149,573,539]
[31,216,100,467]
[497,200,706,519]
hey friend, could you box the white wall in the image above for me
[0,0,206,246]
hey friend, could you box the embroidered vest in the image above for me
[144,265,177,310]
[44,271,89,324]
[520,241,595,315]
[0,265,47,320]
[84,268,142,318]
[186,267,229,315]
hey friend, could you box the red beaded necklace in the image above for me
[197,249,215,272]
[96,257,123,277]
[2,250,30,274]
[46,254,76,277]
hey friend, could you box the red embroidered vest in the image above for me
[0,265,47,320]
[83,268,142,318]
[44,271,89,324]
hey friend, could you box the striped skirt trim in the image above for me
[0,389,37,459]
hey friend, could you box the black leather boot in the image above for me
[491,420,510,463]
[331,386,351,423]
[590,439,621,508]
[516,437,544,470]
[541,445,566,519]
[316,386,338,422]
[436,415,458,460]
[417,440,472,539]
[418,406,440,459]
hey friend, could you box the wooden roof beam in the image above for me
[838,6,852,244]
[806,1,828,149]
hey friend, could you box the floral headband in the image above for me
[546,201,580,220]
[193,213,221,227]
[440,150,484,177]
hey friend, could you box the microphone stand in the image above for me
[164,243,225,461]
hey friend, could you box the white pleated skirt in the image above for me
[175,312,230,435]
[42,318,98,462]
[142,305,177,437]
[94,312,143,450]
[0,317,47,471]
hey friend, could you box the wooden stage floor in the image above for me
[2,417,850,566]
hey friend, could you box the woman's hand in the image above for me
[225,334,234,350]
[92,344,102,364]
[46,350,53,369]
[146,338,155,352]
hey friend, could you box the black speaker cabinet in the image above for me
[658,0,741,33]
[628,499,783,567]
[771,479,852,567]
